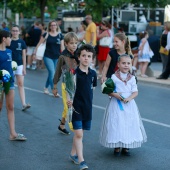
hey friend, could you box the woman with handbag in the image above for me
[97,20,113,79]
[34,20,64,94]
[159,22,169,72]
[157,21,170,79]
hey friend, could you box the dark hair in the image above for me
[76,44,96,59]
[12,24,19,29]
[0,30,10,43]
[102,19,111,29]
[139,31,148,39]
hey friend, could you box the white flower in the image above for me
[2,70,10,76]
[82,40,86,44]
[12,61,18,71]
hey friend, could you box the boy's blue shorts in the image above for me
[72,120,91,130]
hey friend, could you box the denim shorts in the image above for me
[72,120,91,130]
[10,82,15,90]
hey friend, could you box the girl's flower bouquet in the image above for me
[101,78,125,110]
[64,68,76,122]
[101,78,115,94]
[12,61,18,71]
[0,70,11,101]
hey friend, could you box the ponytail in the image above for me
[125,36,133,58]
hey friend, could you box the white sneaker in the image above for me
[31,64,37,70]
[26,65,31,69]
[44,88,49,94]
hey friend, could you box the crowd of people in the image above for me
[1,14,170,170]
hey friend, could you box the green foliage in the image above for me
[6,0,62,21]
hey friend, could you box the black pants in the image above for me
[161,54,170,78]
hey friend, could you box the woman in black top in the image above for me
[35,20,64,94]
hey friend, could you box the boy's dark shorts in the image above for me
[72,120,91,130]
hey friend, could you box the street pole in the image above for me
[111,6,114,29]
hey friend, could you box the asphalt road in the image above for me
[0,69,170,170]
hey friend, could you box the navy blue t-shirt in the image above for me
[8,39,27,66]
[107,49,133,78]
[43,32,64,59]
[28,27,42,47]
[72,67,97,121]
[0,49,14,83]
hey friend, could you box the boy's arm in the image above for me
[53,56,64,88]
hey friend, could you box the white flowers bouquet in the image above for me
[12,61,18,71]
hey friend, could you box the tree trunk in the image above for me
[40,0,47,23]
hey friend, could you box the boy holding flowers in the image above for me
[53,32,79,135]
[67,44,97,170]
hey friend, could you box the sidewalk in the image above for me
[137,62,170,87]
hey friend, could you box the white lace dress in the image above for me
[99,72,147,148]
[138,38,152,62]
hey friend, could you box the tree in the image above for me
[6,0,63,22]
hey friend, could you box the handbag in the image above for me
[99,36,111,47]
[159,46,169,55]
[149,49,154,58]
[36,32,48,60]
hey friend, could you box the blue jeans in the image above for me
[43,56,58,90]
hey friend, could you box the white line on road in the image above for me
[22,85,170,128]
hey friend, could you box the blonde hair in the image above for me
[64,32,79,43]
[47,20,59,32]
[114,33,133,57]
[166,21,170,31]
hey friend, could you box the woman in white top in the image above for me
[97,20,113,79]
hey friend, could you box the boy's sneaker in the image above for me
[58,126,70,135]
[69,154,79,165]
[79,161,88,170]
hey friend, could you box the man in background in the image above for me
[84,15,97,46]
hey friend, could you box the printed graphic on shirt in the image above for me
[16,43,22,50]
[7,52,12,61]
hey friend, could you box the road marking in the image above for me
[93,104,170,128]
[22,85,170,128]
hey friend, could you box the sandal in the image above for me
[114,148,121,157]
[121,148,131,156]
[10,133,27,141]
[22,103,31,111]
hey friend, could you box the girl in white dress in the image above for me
[138,31,153,77]
[100,54,147,156]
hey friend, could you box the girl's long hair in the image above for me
[114,33,133,57]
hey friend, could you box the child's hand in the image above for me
[53,88,59,97]
[123,98,130,103]
[67,101,73,107]
[109,93,124,101]
[101,76,107,84]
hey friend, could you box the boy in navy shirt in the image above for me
[67,44,97,170]
[9,25,31,111]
